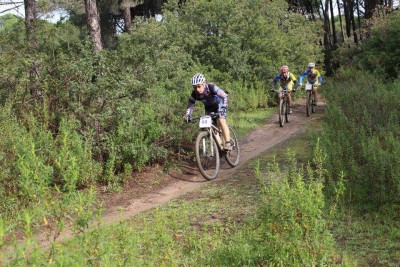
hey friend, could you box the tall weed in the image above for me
[322,70,400,209]
[254,158,337,265]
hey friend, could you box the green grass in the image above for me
[228,108,274,138]
[2,107,399,266]
[332,206,400,266]
[0,112,343,265]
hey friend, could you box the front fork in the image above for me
[201,128,217,157]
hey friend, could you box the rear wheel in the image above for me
[195,131,220,180]
[279,97,285,127]
[224,126,240,167]
[306,91,312,117]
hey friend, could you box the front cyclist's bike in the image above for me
[190,113,240,180]
[305,83,318,116]
[273,87,291,127]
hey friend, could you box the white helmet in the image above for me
[191,73,205,86]
[308,62,316,68]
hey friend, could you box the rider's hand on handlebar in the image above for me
[184,116,192,123]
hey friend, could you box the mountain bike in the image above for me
[305,83,317,116]
[273,87,291,127]
[189,112,240,180]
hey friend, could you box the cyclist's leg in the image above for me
[216,104,231,150]
[287,83,293,113]
[313,84,319,105]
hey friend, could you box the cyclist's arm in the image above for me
[273,73,281,84]
[215,87,228,107]
[185,96,196,116]
[289,73,298,84]
[272,73,281,88]
[299,70,307,84]
[316,70,323,84]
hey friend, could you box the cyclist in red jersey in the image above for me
[271,65,298,114]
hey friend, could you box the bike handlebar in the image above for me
[186,112,221,124]
[272,89,291,94]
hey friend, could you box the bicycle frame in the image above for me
[198,115,224,152]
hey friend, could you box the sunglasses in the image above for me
[193,84,202,89]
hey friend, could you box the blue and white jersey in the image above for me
[185,83,228,116]
[299,69,323,84]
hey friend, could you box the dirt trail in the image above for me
[28,98,324,248]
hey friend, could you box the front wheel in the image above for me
[306,91,312,117]
[224,126,240,167]
[195,131,220,180]
[311,91,316,113]
[285,97,290,122]
[279,97,285,127]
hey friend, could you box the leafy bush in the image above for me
[0,0,324,227]
[321,70,400,208]
[253,157,337,265]
[333,10,400,79]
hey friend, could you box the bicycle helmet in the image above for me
[191,73,206,86]
[308,62,316,68]
[280,65,289,73]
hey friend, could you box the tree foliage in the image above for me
[333,9,400,79]
[0,0,323,220]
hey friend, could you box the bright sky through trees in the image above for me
[0,0,67,22]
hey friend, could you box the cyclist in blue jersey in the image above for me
[185,73,232,151]
[271,65,298,114]
[299,62,323,105]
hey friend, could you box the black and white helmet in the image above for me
[191,73,206,86]
[308,62,316,68]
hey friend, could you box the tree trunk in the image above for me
[329,0,337,45]
[364,0,378,19]
[337,0,345,43]
[85,0,103,52]
[349,0,358,43]
[24,0,37,48]
[122,6,132,33]
[321,0,331,50]
[24,0,41,98]
[306,0,316,20]
[356,0,362,40]
[342,0,351,38]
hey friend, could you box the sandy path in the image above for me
[14,99,324,250]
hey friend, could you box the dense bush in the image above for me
[333,10,400,79]
[250,158,338,265]
[321,70,400,208]
[0,0,323,222]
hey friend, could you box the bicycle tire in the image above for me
[306,90,312,117]
[285,97,290,122]
[311,91,316,113]
[279,97,285,127]
[224,126,240,167]
[195,131,220,180]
